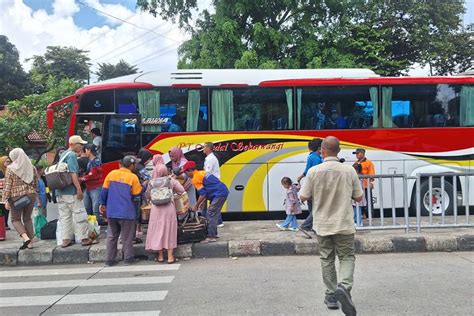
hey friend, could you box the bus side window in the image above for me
[383,84,462,128]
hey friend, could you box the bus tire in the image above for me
[415,178,454,216]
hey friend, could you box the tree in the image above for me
[29,46,90,92]
[138,0,473,76]
[95,59,139,81]
[0,35,32,104]
[0,78,82,157]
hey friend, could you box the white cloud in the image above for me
[0,0,187,82]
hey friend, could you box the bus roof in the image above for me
[99,68,379,86]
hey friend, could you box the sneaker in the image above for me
[324,294,339,310]
[335,284,356,316]
[288,227,298,231]
[217,223,224,228]
[276,223,287,231]
[123,257,139,266]
[104,260,116,267]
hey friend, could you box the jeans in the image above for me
[281,214,297,229]
[353,206,363,226]
[316,233,355,295]
[201,199,223,225]
[84,188,101,221]
[206,197,226,238]
[300,198,313,230]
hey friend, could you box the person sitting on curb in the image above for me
[180,161,229,244]
[100,155,142,266]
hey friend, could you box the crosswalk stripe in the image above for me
[63,312,160,315]
[0,264,180,278]
[0,276,174,290]
[0,291,168,307]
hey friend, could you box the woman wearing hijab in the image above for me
[1,148,38,250]
[134,148,154,242]
[0,156,12,230]
[169,147,196,207]
[145,154,185,264]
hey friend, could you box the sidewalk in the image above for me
[1,221,473,266]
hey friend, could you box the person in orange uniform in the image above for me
[352,148,375,219]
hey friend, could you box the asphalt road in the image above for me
[1,252,473,315]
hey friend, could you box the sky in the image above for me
[0,0,473,82]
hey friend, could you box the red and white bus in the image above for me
[47,69,474,218]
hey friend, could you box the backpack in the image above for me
[44,151,72,190]
[150,176,173,205]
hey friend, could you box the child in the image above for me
[276,177,302,231]
[36,166,48,217]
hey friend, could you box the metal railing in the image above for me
[354,172,473,233]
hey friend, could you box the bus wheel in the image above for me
[418,179,454,216]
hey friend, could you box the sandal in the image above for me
[132,238,143,244]
[19,239,31,250]
[167,258,178,264]
[155,257,165,263]
[199,238,217,244]
[61,240,73,248]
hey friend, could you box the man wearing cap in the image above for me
[100,156,142,266]
[57,135,95,247]
[202,142,224,227]
[352,148,375,219]
[181,161,229,243]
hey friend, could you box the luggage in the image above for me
[40,219,58,240]
[45,151,72,190]
[177,211,207,244]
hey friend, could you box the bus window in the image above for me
[138,88,208,133]
[460,86,474,126]
[296,86,377,130]
[116,89,139,114]
[76,116,104,144]
[79,90,114,113]
[102,115,141,163]
[211,88,293,131]
[383,84,462,128]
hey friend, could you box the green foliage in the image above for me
[95,59,139,81]
[0,35,32,104]
[29,46,90,92]
[138,0,473,75]
[0,78,82,156]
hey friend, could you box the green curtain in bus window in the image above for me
[212,90,234,131]
[297,89,302,129]
[369,87,379,128]
[186,90,200,131]
[460,86,474,126]
[138,90,161,132]
[285,89,294,129]
[382,87,393,128]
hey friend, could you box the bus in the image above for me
[47,69,474,219]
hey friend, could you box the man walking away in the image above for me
[57,135,95,248]
[300,136,363,316]
[296,138,323,237]
[203,142,224,227]
[100,155,142,266]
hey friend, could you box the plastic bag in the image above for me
[88,215,100,237]
[34,207,48,239]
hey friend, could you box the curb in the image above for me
[1,234,473,266]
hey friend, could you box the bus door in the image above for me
[102,114,141,163]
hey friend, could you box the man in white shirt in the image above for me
[203,142,223,227]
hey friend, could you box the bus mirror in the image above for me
[47,109,54,129]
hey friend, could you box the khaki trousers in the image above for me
[316,233,355,295]
[57,195,89,241]
[10,193,36,239]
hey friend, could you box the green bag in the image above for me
[34,208,48,239]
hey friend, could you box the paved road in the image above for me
[0,252,472,315]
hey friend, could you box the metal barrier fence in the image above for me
[354,172,473,233]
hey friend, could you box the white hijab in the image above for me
[8,148,35,184]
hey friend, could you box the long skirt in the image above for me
[145,202,177,251]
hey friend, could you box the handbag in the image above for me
[40,219,57,240]
[141,203,151,221]
[44,151,73,190]
[177,211,208,244]
[10,195,32,210]
[174,192,189,215]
